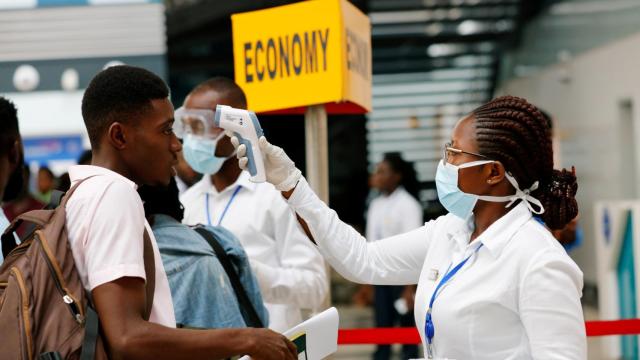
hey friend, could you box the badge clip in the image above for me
[428,268,439,281]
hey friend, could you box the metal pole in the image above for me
[304,104,332,312]
[304,104,329,203]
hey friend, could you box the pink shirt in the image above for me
[65,165,176,327]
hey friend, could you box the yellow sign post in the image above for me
[232,0,371,115]
[232,0,371,312]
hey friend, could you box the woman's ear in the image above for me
[486,161,506,185]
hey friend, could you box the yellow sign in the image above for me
[232,0,371,114]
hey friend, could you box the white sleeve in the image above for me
[287,177,431,285]
[249,190,329,309]
[519,249,587,359]
[83,181,146,290]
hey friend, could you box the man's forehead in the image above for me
[185,89,223,108]
[184,89,241,110]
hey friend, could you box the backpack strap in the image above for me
[142,229,155,320]
[193,226,264,328]
[79,307,100,360]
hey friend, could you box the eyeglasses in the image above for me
[443,142,489,162]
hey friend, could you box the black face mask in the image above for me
[3,156,24,202]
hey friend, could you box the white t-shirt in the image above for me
[365,187,423,242]
[181,171,328,332]
[66,165,176,327]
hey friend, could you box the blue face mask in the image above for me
[435,159,545,220]
[182,134,234,175]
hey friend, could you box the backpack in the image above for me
[0,178,155,360]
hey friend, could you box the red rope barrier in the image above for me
[586,319,640,337]
[337,319,640,345]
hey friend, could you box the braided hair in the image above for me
[472,95,578,230]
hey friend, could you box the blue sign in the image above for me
[23,135,84,165]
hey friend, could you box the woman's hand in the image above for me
[231,136,301,192]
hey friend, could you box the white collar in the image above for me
[69,165,137,189]
[198,170,256,196]
[446,202,533,258]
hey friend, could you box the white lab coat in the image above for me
[181,171,328,332]
[288,177,586,360]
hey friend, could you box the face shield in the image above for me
[173,107,225,139]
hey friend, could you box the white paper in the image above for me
[240,307,340,360]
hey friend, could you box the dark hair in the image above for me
[472,95,577,230]
[81,65,169,149]
[77,149,93,165]
[191,77,247,109]
[539,109,553,130]
[383,152,420,200]
[137,177,184,223]
[0,96,20,154]
[56,172,71,192]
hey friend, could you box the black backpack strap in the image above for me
[193,227,264,328]
[79,306,99,360]
[142,229,155,320]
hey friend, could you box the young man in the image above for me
[178,77,328,332]
[0,96,25,263]
[65,65,296,359]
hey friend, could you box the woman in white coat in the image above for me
[233,96,586,359]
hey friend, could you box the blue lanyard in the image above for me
[205,186,242,226]
[424,243,483,359]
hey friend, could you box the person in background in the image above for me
[3,164,44,237]
[138,177,268,329]
[366,152,422,360]
[0,96,25,263]
[178,77,328,332]
[36,166,55,203]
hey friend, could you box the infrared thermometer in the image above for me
[214,104,266,183]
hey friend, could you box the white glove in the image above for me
[230,136,302,192]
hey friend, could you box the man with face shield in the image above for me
[0,96,25,263]
[176,77,328,332]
